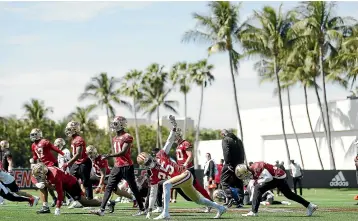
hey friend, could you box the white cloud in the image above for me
[2,2,152,22]
[4,34,41,45]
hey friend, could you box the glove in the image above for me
[29,158,35,164]
[62,163,68,170]
[168,115,177,128]
[146,212,151,219]
[55,208,60,216]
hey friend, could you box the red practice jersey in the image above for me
[71,135,88,164]
[39,167,79,208]
[176,140,193,168]
[112,132,133,167]
[249,162,286,180]
[150,150,184,185]
[31,139,64,166]
[93,155,111,177]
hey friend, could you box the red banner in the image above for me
[13,168,148,189]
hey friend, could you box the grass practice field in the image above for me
[1,189,358,221]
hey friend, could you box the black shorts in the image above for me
[107,165,135,191]
[4,181,19,193]
[70,158,92,183]
[66,182,82,201]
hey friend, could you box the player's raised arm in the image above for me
[50,142,64,156]
[162,115,177,154]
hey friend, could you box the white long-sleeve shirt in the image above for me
[58,148,71,170]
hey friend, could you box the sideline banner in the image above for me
[13,169,358,189]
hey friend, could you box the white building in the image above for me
[235,98,358,170]
[160,116,194,132]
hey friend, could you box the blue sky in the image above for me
[0,1,357,129]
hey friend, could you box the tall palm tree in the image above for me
[240,5,293,163]
[190,59,215,168]
[170,62,192,139]
[23,99,53,128]
[121,70,144,154]
[293,1,349,169]
[141,63,179,148]
[69,105,98,138]
[286,46,324,169]
[79,72,131,147]
[182,1,245,142]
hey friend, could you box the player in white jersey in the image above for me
[0,170,39,205]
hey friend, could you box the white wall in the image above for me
[239,99,358,170]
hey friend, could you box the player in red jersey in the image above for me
[29,128,64,213]
[137,150,226,220]
[235,162,317,217]
[31,163,115,216]
[62,121,93,200]
[91,116,144,216]
[169,116,213,207]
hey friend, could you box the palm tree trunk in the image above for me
[194,82,204,169]
[304,86,324,170]
[313,78,328,135]
[319,46,336,169]
[183,92,187,140]
[106,106,113,150]
[228,51,246,164]
[156,107,160,149]
[273,56,290,163]
[133,98,141,154]
[287,88,304,169]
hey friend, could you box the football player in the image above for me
[54,138,73,206]
[31,163,115,216]
[235,162,317,217]
[91,116,145,216]
[29,128,64,213]
[62,121,93,200]
[0,182,37,206]
[137,151,226,220]
[0,169,40,204]
[171,116,212,205]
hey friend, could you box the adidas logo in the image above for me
[329,171,349,187]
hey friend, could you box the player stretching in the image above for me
[137,151,226,220]
[0,140,13,205]
[29,128,64,213]
[171,116,213,205]
[235,162,317,217]
[31,163,114,216]
[62,121,93,200]
[91,116,145,216]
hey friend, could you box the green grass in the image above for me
[1,189,358,221]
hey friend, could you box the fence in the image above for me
[12,168,358,189]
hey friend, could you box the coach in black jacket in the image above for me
[220,129,245,207]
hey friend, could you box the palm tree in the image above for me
[190,59,215,168]
[141,63,179,148]
[121,70,144,154]
[240,5,293,163]
[79,72,131,147]
[286,46,324,169]
[170,62,192,139]
[182,1,245,143]
[69,105,98,138]
[23,99,53,128]
[293,1,349,169]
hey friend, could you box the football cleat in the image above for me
[153,207,163,213]
[36,206,51,214]
[214,206,227,219]
[223,198,234,208]
[90,209,105,216]
[242,211,257,217]
[153,213,170,220]
[203,207,212,213]
[132,210,147,216]
[306,203,317,216]
[107,200,116,213]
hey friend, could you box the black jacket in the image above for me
[204,160,216,180]
[222,132,245,167]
